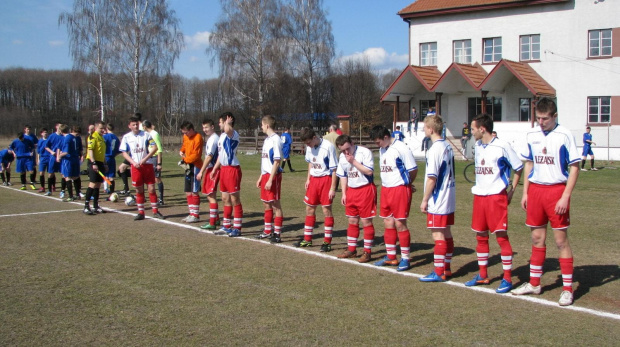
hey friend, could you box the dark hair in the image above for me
[107,123,115,131]
[134,112,142,121]
[202,119,214,127]
[59,124,70,134]
[72,126,82,134]
[142,120,153,129]
[18,132,24,141]
[472,113,493,133]
[128,116,140,124]
[219,112,235,127]
[335,134,352,147]
[40,128,48,134]
[180,121,194,131]
[299,128,316,142]
[369,125,390,141]
[535,97,557,116]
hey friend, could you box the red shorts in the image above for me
[380,185,412,220]
[304,175,333,207]
[131,163,155,187]
[426,212,455,229]
[526,183,570,229]
[260,173,282,202]
[202,167,220,195]
[345,184,377,219]
[472,192,508,233]
[220,165,242,194]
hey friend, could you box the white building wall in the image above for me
[406,0,620,159]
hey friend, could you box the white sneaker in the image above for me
[558,290,573,306]
[180,215,190,222]
[185,215,200,223]
[511,282,542,295]
[591,167,598,171]
[580,168,587,172]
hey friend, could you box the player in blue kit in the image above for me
[580,126,597,171]
[45,123,63,196]
[36,128,50,193]
[280,127,295,172]
[57,124,82,202]
[0,148,15,185]
[9,132,36,190]
[103,123,121,196]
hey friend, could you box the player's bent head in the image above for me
[424,115,444,135]
[472,113,493,133]
[300,128,317,143]
[535,97,557,116]
[335,134,353,148]
[180,121,194,131]
[369,125,390,141]
[59,124,70,134]
[106,123,115,132]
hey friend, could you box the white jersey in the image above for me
[472,137,523,196]
[217,130,240,166]
[336,145,374,188]
[521,124,580,185]
[305,138,337,177]
[120,130,156,165]
[204,133,219,169]
[424,139,455,214]
[379,140,417,188]
[261,133,283,175]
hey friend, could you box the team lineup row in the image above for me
[0,98,580,307]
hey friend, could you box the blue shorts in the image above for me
[184,165,201,193]
[582,145,593,156]
[47,156,60,174]
[105,157,116,178]
[61,158,80,178]
[16,157,34,173]
[282,146,291,159]
[39,156,51,173]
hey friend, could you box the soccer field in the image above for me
[1,152,619,345]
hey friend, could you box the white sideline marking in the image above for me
[0,209,83,218]
[5,185,620,321]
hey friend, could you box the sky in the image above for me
[0,0,414,79]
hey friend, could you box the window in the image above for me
[588,96,611,123]
[519,98,532,121]
[589,29,612,58]
[453,40,471,63]
[420,100,436,121]
[483,37,502,63]
[420,42,437,66]
[468,97,503,123]
[520,35,540,61]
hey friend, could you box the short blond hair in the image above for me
[424,114,444,134]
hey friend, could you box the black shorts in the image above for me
[88,160,105,183]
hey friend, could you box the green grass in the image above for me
[1,150,619,346]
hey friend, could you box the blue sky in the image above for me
[0,0,413,79]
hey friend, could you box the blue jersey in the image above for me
[61,134,80,159]
[0,149,15,163]
[37,138,50,159]
[9,138,35,158]
[24,133,38,147]
[392,131,405,141]
[583,133,593,147]
[75,135,84,156]
[46,132,64,154]
[104,133,121,158]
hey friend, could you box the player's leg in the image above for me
[320,205,333,251]
[494,230,514,293]
[374,216,400,266]
[466,230,490,286]
[295,204,317,247]
[147,182,162,218]
[229,191,243,234]
[359,218,375,263]
[421,227,448,281]
[221,192,233,230]
[133,184,146,220]
[512,227,546,295]
[271,200,283,242]
[256,200,274,238]
[338,216,360,258]
[553,228,574,305]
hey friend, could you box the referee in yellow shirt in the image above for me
[84,121,107,215]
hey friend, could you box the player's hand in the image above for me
[256,177,261,189]
[210,169,216,180]
[196,171,203,181]
[555,196,570,215]
[507,189,515,205]
[521,194,528,211]
[341,195,346,206]
[420,200,428,213]
[328,188,336,201]
[305,179,310,190]
[344,152,355,163]
[265,181,272,191]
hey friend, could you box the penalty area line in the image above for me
[0,209,84,218]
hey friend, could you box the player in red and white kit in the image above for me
[419,115,456,282]
[296,128,338,252]
[466,113,523,293]
[512,97,580,306]
[197,119,221,231]
[211,112,243,237]
[255,115,284,243]
[119,115,163,220]
[335,135,376,263]
[370,125,418,271]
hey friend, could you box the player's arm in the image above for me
[555,163,580,215]
[210,158,221,180]
[140,141,158,165]
[339,176,348,206]
[264,157,281,191]
[420,175,436,212]
[520,160,533,211]
[507,167,523,205]
[305,162,312,190]
[87,146,99,172]
[223,116,234,138]
[197,154,212,181]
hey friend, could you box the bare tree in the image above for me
[208,0,283,118]
[59,0,112,121]
[281,0,334,115]
[108,0,184,113]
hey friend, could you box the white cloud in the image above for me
[49,40,64,47]
[12,40,23,45]
[338,47,408,71]
[189,56,200,62]
[185,31,211,50]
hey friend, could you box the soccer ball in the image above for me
[109,192,119,202]
[125,195,136,206]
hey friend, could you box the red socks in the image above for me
[304,215,316,242]
[233,204,243,231]
[529,246,546,287]
[362,225,375,254]
[497,235,513,281]
[384,228,397,260]
[347,224,360,252]
[476,234,490,278]
[324,216,334,244]
[434,240,447,276]
[264,209,274,234]
[559,257,574,292]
